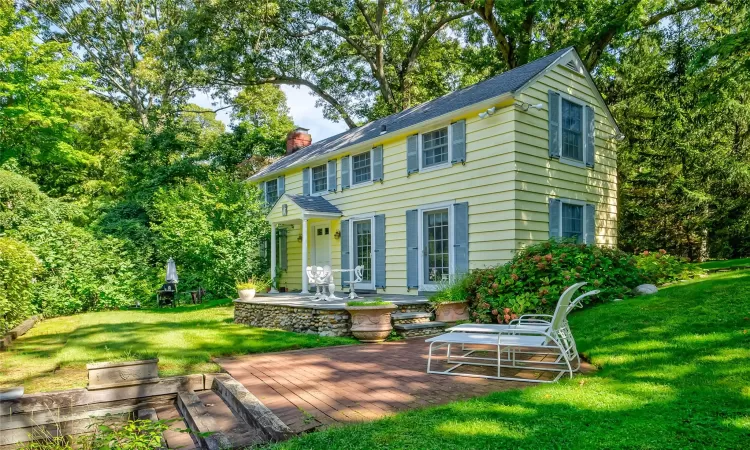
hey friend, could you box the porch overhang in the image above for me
[267,194,342,295]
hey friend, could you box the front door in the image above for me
[312,224,331,267]
[422,208,450,289]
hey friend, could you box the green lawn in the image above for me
[0,299,355,393]
[272,271,750,449]
[698,257,750,270]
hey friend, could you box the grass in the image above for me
[698,257,750,270]
[346,300,392,306]
[0,299,355,393]
[272,271,750,449]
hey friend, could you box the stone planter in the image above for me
[432,301,470,323]
[238,288,256,301]
[86,359,160,390]
[345,304,397,343]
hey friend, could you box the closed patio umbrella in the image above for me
[166,258,178,283]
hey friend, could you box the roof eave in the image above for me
[248,91,514,183]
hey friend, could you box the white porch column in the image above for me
[301,217,309,293]
[269,222,278,293]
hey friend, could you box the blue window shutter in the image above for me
[450,120,466,164]
[341,156,350,190]
[302,168,311,195]
[374,214,386,288]
[585,203,596,245]
[372,146,384,182]
[585,105,595,168]
[406,209,419,289]
[548,91,561,158]
[453,202,469,276]
[277,175,285,198]
[549,198,561,239]
[279,228,288,270]
[340,219,350,287]
[406,134,419,174]
[260,182,267,205]
[327,160,337,192]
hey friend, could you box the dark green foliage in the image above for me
[0,237,38,333]
[463,240,700,324]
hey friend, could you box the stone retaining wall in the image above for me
[234,301,351,337]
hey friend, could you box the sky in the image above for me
[191,85,348,142]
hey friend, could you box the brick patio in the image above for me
[215,339,572,434]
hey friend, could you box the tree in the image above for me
[454,0,724,71]
[189,0,472,125]
[30,0,197,129]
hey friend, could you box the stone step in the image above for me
[391,312,433,325]
[393,321,446,338]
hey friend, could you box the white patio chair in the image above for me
[322,265,342,300]
[343,265,364,300]
[425,282,585,382]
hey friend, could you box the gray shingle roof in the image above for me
[288,194,342,215]
[251,47,573,181]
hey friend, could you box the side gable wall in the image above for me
[513,60,619,247]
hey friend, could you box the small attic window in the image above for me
[566,60,578,71]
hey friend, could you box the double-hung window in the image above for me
[421,127,449,168]
[561,203,583,242]
[561,99,584,162]
[311,164,327,194]
[549,198,595,245]
[351,151,372,185]
[265,178,278,205]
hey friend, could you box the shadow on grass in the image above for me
[268,271,750,449]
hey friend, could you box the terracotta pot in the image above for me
[433,301,470,323]
[345,304,397,343]
[238,288,256,301]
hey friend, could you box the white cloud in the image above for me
[190,86,348,141]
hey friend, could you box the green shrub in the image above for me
[634,249,704,284]
[465,240,645,324]
[428,275,470,304]
[0,237,39,333]
[346,300,392,307]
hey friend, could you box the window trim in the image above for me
[419,124,452,173]
[347,213,376,290]
[310,163,328,195]
[553,198,589,244]
[349,149,374,189]
[416,200,456,291]
[555,93,591,167]
[265,178,279,205]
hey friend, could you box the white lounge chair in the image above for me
[445,286,599,373]
[425,282,585,382]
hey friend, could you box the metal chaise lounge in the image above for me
[444,286,600,373]
[425,282,585,382]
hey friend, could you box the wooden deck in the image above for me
[216,339,578,433]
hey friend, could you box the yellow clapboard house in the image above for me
[248,47,621,295]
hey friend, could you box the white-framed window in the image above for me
[417,201,455,291]
[561,202,583,242]
[311,164,327,193]
[351,150,372,185]
[561,98,584,162]
[421,127,450,169]
[265,178,278,205]
[347,215,376,290]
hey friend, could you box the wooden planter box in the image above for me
[86,359,160,390]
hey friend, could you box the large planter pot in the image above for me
[86,359,160,390]
[345,304,397,343]
[433,301,470,323]
[238,288,256,301]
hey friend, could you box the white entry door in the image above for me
[312,224,331,267]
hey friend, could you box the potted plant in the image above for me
[236,278,267,301]
[345,299,397,343]
[429,277,470,323]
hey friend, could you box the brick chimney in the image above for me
[286,127,312,155]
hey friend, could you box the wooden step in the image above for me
[393,321,446,338]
